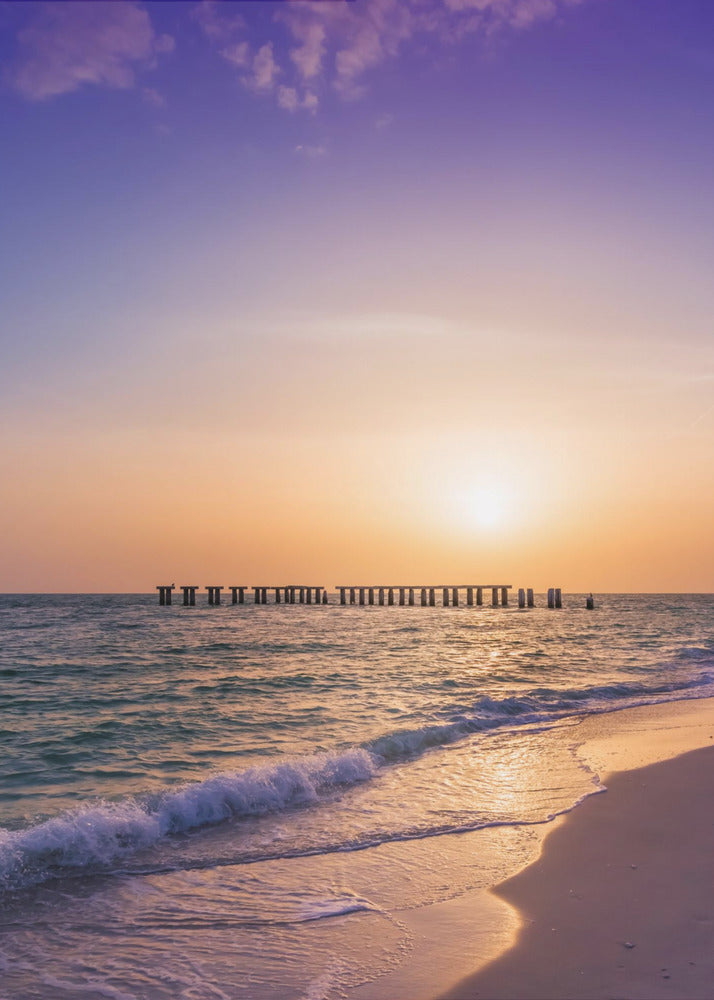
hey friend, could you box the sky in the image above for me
[0,0,713,593]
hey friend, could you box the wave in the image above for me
[0,749,377,892]
[2,667,713,893]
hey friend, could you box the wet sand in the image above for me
[442,744,714,999]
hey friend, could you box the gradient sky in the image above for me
[1,0,713,592]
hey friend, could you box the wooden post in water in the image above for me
[518,588,526,608]
[527,588,534,607]
[467,587,474,606]
[501,587,508,607]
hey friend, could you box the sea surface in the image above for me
[1,593,713,999]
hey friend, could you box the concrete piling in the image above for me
[452,587,459,606]
[421,588,427,606]
[181,586,197,606]
[527,588,534,608]
[555,588,562,609]
[157,585,175,606]
[388,588,394,606]
[518,588,526,608]
[476,587,483,606]
[467,587,473,606]
[379,587,385,606]
[547,588,555,609]
[442,587,449,607]
[429,588,436,606]
[409,588,415,606]
[501,587,508,607]
[492,587,499,607]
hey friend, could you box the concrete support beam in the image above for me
[388,588,394,606]
[501,587,508,607]
[359,588,365,606]
[467,587,473,606]
[378,587,385,606]
[476,587,483,606]
[408,588,415,606]
[555,588,562,609]
[181,586,197,606]
[369,588,375,605]
[315,587,322,605]
[527,588,534,608]
[350,588,356,605]
[399,587,405,606]
[442,587,449,607]
[429,588,436,607]
[306,588,312,604]
[421,588,427,606]
[492,587,499,607]
[518,588,526,608]
[452,587,459,606]
[547,588,555,609]
[340,588,346,605]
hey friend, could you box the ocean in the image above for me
[1,593,713,999]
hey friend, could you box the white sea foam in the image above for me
[0,748,377,891]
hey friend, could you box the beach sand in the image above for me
[443,744,714,1000]
[352,698,714,1000]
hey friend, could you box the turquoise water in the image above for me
[1,593,712,998]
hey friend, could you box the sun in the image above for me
[452,481,516,534]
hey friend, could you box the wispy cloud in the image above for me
[8,1,173,101]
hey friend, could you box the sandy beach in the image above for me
[443,743,714,1000]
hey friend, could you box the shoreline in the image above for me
[351,696,714,1000]
[442,744,714,999]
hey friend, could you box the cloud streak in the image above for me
[8,1,173,101]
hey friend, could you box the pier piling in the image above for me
[518,588,526,608]
[527,588,534,608]
[157,585,175,606]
